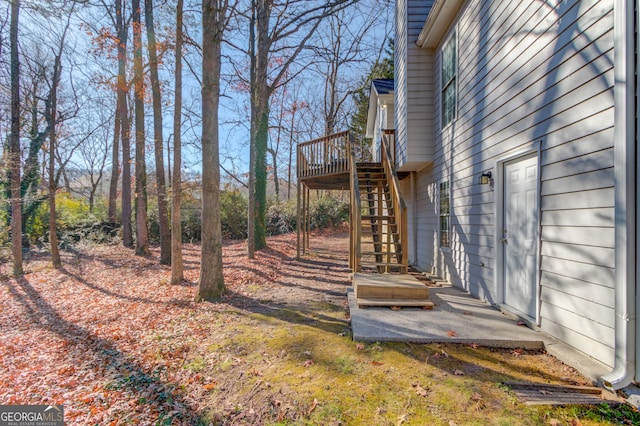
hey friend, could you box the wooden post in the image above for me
[297,180,301,260]
[305,186,311,251]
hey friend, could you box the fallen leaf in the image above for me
[303,360,314,367]
[203,382,216,391]
[462,311,472,315]
[390,306,401,311]
[355,343,365,350]
[471,392,482,401]
[447,330,457,337]
[469,343,479,349]
[569,420,583,426]
[371,361,384,366]
[511,349,524,357]
[548,420,562,426]
[517,320,526,326]
[397,413,408,425]
[413,384,429,397]
[307,398,318,415]
[453,369,465,376]
[449,421,458,426]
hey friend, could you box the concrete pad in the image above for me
[348,285,611,383]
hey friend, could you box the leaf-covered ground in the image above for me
[0,230,635,425]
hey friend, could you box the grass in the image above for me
[171,301,638,425]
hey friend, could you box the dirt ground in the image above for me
[0,230,635,425]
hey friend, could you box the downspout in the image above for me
[601,0,636,390]
[411,171,418,265]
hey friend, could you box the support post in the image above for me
[296,180,301,260]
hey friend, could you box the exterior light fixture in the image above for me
[480,171,492,185]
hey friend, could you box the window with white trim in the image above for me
[439,180,450,248]
[441,31,457,127]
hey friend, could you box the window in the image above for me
[441,32,457,127]
[439,180,450,248]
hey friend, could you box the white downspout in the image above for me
[601,0,636,390]
[411,171,418,265]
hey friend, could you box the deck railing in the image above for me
[382,129,396,167]
[381,131,408,271]
[297,131,351,179]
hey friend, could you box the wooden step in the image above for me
[362,215,395,220]
[361,251,403,256]
[353,273,429,300]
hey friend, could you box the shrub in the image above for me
[220,189,248,240]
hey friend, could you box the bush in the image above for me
[266,200,297,236]
[266,195,349,236]
[27,192,116,247]
[220,189,248,240]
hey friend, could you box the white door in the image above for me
[502,155,539,318]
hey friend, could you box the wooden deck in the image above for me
[353,273,433,308]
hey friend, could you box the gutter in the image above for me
[600,0,636,390]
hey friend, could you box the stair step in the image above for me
[362,215,395,220]
[361,250,402,255]
[354,273,428,300]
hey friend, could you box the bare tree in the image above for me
[45,2,75,268]
[196,0,230,301]
[247,0,357,257]
[145,0,170,265]
[132,0,149,256]
[101,0,133,246]
[171,0,184,284]
[9,0,22,275]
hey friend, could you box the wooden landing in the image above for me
[353,273,434,308]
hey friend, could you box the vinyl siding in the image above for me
[411,0,615,366]
[395,0,435,170]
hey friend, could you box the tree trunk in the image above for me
[252,0,269,251]
[145,0,170,265]
[171,0,184,285]
[121,97,133,247]
[47,52,62,269]
[196,0,225,302]
[108,108,120,222]
[116,0,133,248]
[132,0,149,256]
[247,0,256,259]
[268,147,279,202]
[9,0,22,275]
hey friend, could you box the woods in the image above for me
[0,0,392,299]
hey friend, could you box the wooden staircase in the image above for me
[356,163,406,273]
[296,130,431,308]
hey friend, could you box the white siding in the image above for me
[395,0,435,171]
[413,0,615,366]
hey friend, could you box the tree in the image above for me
[247,0,356,257]
[101,0,133,246]
[171,0,184,284]
[45,2,75,268]
[196,0,229,301]
[9,0,22,275]
[132,0,149,256]
[145,0,170,265]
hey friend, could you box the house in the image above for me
[373,0,637,389]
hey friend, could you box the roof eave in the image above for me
[416,0,465,49]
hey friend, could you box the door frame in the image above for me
[494,147,542,325]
